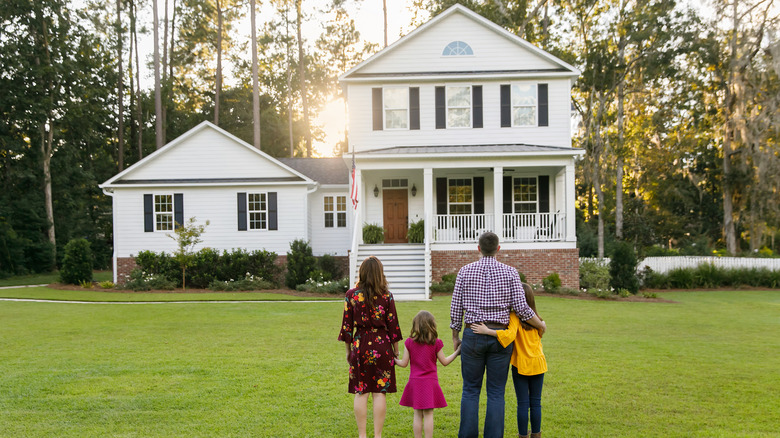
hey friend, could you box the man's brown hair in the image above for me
[478,231,499,256]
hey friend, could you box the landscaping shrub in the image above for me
[208,274,273,291]
[296,276,349,294]
[187,247,221,289]
[579,259,610,292]
[668,267,695,289]
[430,273,456,293]
[609,241,639,294]
[98,281,115,289]
[317,254,342,281]
[60,238,93,285]
[362,224,384,244]
[119,269,176,291]
[542,272,562,293]
[517,270,527,283]
[135,250,179,282]
[286,239,316,289]
[407,220,424,243]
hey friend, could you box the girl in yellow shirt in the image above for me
[472,285,546,438]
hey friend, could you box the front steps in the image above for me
[354,244,428,300]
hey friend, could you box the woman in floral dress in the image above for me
[338,256,403,438]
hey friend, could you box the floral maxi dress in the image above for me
[338,287,403,394]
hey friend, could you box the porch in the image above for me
[433,212,565,243]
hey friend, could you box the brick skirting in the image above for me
[431,248,580,290]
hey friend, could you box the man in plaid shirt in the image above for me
[450,232,547,438]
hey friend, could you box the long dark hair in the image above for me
[410,310,438,345]
[358,256,388,308]
[520,283,543,331]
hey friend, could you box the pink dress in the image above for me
[399,338,448,409]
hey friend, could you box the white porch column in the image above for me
[423,168,433,299]
[349,168,363,287]
[493,166,503,239]
[565,163,576,242]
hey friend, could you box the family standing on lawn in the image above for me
[339,232,548,438]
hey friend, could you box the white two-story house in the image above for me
[100,4,583,300]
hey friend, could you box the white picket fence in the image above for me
[580,256,780,273]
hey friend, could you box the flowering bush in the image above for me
[296,276,349,294]
[208,273,274,291]
[119,269,176,291]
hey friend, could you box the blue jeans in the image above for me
[512,369,544,435]
[459,328,514,438]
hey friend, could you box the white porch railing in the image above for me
[432,212,565,244]
[501,212,565,243]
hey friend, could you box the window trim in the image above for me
[447,177,474,215]
[446,85,472,129]
[247,192,269,231]
[383,87,409,130]
[511,83,539,128]
[154,193,174,232]
[324,195,347,228]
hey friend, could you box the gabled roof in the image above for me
[100,121,314,188]
[278,158,349,185]
[340,4,580,83]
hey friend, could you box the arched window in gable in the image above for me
[442,41,474,56]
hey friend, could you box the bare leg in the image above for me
[413,409,423,438]
[354,393,369,438]
[423,409,434,438]
[372,393,387,438]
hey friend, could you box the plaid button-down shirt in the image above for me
[450,256,535,331]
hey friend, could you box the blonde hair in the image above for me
[357,256,388,308]
[410,310,438,345]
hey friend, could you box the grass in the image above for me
[0,290,778,437]
[0,270,112,287]
[0,287,338,302]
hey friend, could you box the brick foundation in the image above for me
[431,248,580,290]
[116,257,138,284]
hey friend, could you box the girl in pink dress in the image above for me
[395,310,461,438]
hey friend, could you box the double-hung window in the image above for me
[447,86,471,128]
[154,194,174,231]
[513,177,538,213]
[512,84,538,126]
[383,88,408,129]
[448,178,473,214]
[248,193,268,230]
[324,196,347,228]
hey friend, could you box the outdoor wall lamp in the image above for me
[373,185,379,197]
[411,184,417,196]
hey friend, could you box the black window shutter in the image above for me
[503,176,513,213]
[436,177,447,214]
[372,88,383,130]
[473,177,484,214]
[144,194,153,232]
[409,87,420,130]
[237,193,247,231]
[500,84,511,127]
[472,86,483,128]
[435,86,446,129]
[174,193,184,229]
[538,84,549,127]
[268,192,278,230]
[538,176,550,213]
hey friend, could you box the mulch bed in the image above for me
[46,282,339,299]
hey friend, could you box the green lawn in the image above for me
[0,271,112,287]
[1,290,778,437]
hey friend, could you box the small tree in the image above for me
[609,241,640,294]
[286,239,316,289]
[168,217,209,290]
[60,238,93,285]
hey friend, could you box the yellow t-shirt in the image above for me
[495,312,547,376]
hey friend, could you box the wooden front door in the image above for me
[383,189,408,243]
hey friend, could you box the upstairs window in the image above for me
[447,86,472,128]
[512,84,538,127]
[383,88,408,129]
[442,41,474,56]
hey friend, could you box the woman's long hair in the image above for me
[410,310,438,345]
[358,256,388,308]
[520,283,543,331]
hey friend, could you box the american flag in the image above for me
[350,151,358,209]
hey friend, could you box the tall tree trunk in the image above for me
[133,0,143,159]
[128,8,136,158]
[215,0,223,126]
[169,0,176,81]
[285,5,294,156]
[382,0,388,47]
[117,0,125,171]
[615,24,626,240]
[722,0,739,254]
[161,0,168,141]
[41,123,55,261]
[153,0,163,149]
[251,0,261,149]
[296,0,312,156]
